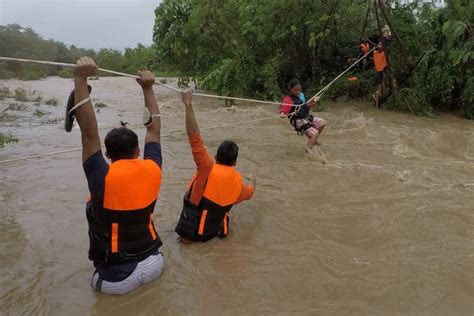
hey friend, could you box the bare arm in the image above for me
[73,57,100,162]
[137,71,160,144]
[308,95,320,110]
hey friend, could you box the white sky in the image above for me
[0,0,162,50]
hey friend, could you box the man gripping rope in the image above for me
[175,90,256,242]
[67,57,164,295]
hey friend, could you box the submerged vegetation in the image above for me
[94,102,108,109]
[152,0,473,118]
[45,98,58,106]
[0,133,18,147]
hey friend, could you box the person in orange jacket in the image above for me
[66,57,165,295]
[373,41,387,107]
[175,90,256,242]
[372,41,397,107]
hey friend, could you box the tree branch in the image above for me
[377,0,411,66]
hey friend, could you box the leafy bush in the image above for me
[14,88,29,102]
[6,103,27,111]
[58,68,74,78]
[0,63,14,79]
[33,109,46,117]
[0,133,19,147]
[385,86,432,116]
[45,98,58,106]
[322,71,375,100]
[0,85,11,100]
[94,102,108,108]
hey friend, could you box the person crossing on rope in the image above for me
[67,57,164,295]
[279,79,326,150]
[175,90,256,242]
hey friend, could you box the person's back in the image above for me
[175,91,256,242]
[68,57,165,295]
[193,163,244,240]
[87,158,162,264]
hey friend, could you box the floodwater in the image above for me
[1,77,473,315]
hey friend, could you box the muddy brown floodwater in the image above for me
[0,77,473,315]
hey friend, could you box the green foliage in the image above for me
[385,86,432,116]
[0,24,156,80]
[45,98,58,106]
[57,68,73,78]
[0,133,19,147]
[14,88,29,102]
[94,102,108,109]
[0,84,11,100]
[0,62,14,79]
[6,103,27,111]
[153,0,473,118]
[385,0,473,118]
[323,71,375,100]
[33,109,46,117]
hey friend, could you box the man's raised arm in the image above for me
[181,90,213,171]
[137,71,160,144]
[181,89,200,136]
[181,90,213,205]
[73,57,101,162]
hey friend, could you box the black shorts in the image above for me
[376,70,385,85]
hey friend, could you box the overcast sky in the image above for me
[0,0,162,50]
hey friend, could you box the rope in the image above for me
[0,114,282,164]
[0,49,373,108]
[0,56,295,106]
[0,50,372,165]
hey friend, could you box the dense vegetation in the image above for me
[0,24,155,80]
[152,0,473,118]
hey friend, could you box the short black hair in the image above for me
[104,127,139,161]
[215,140,238,166]
[288,79,301,89]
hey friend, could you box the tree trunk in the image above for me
[377,0,411,66]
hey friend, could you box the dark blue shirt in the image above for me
[83,142,162,282]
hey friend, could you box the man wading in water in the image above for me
[175,90,256,242]
[67,57,164,295]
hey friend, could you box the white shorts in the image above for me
[91,252,164,295]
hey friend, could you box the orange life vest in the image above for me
[87,159,162,263]
[360,43,369,55]
[175,164,243,241]
[373,50,387,72]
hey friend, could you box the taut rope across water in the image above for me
[0,49,373,164]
